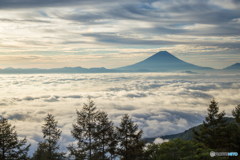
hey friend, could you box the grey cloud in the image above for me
[124,93,148,98]
[35,111,46,114]
[4,113,31,121]
[157,109,204,124]
[23,96,39,101]
[40,95,51,98]
[112,104,136,111]
[0,0,149,9]
[0,18,51,23]
[44,96,59,102]
[1,0,239,50]
[186,84,218,91]
[62,95,82,99]
[82,33,182,45]
[0,103,7,106]
[31,133,43,143]
[60,13,111,25]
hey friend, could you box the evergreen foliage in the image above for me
[0,118,31,160]
[92,111,115,160]
[144,138,229,160]
[117,114,145,160]
[231,103,240,153]
[32,113,65,160]
[232,103,240,123]
[192,99,228,151]
[68,98,99,159]
[2,98,240,159]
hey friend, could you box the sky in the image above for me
[0,0,240,69]
[1,73,240,155]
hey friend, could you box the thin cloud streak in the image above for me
[0,0,239,68]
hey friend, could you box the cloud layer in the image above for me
[0,0,239,69]
[0,73,240,155]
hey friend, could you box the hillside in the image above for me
[223,63,240,70]
[145,117,235,143]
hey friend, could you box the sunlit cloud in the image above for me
[0,0,239,69]
[0,73,239,155]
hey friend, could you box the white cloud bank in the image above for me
[0,72,239,155]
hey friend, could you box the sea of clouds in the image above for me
[0,72,240,155]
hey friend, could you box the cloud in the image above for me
[153,137,169,144]
[0,73,240,155]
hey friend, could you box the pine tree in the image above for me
[68,98,99,160]
[116,114,145,160]
[92,111,115,160]
[232,103,240,123]
[231,103,240,153]
[32,114,65,160]
[0,118,31,160]
[108,128,118,160]
[192,99,228,151]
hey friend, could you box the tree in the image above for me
[192,99,228,151]
[68,98,99,160]
[92,111,115,160]
[231,103,240,153]
[32,114,65,160]
[107,127,119,160]
[146,138,227,160]
[232,103,240,123]
[116,114,145,160]
[0,118,31,160]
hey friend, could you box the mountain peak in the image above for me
[116,51,199,71]
[224,63,240,70]
[151,51,174,57]
[144,51,183,63]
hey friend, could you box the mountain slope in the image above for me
[145,117,235,143]
[223,63,240,70]
[116,51,212,72]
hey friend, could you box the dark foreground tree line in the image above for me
[0,99,240,160]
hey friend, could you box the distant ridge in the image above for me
[223,63,240,70]
[0,67,119,74]
[116,51,213,72]
[1,51,239,74]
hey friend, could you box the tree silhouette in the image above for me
[32,114,65,160]
[116,114,145,160]
[232,103,240,123]
[68,98,99,160]
[92,111,115,160]
[193,99,228,151]
[0,118,31,160]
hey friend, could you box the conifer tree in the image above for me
[92,111,115,160]
[231,103,240,153]
[108,128,118,160]
[32,114,65,160]
[116,114,145,160]
[0,118,31,160]
[232,103,240,123]
[193,99,228,151]
[68,98,99,160]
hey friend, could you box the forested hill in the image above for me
[145,117,235,143]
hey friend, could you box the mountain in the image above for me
[145,117,235,143]
[223,63,240,70]
[0,67,119,74]
[116,51,213,72]
[1,51,239,74]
